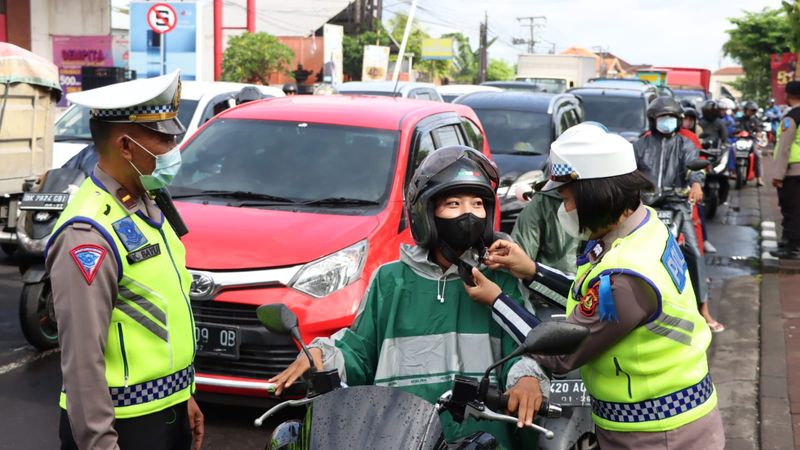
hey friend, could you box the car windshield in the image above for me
[473,109,551,155]
[171,119,399,209]
[579,95,646,133]
[54,106,92,141]
[176,99,199,142]
[516,78,566,93]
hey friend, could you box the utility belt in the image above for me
[591,374,713,424]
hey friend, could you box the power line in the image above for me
[516,16,546,54]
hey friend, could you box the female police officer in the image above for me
[463,123,725,449]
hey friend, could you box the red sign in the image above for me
[147,3,177,34]
[771,53,797,105]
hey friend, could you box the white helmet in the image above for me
[718,98,736,111]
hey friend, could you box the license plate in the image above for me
[19,192,69,211]
[657,210,673,220]
[195,323,240,359]
[550,379,591,407]
[736,150,751,158]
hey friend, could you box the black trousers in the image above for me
[59,401,191,450]
[780,176,800,245]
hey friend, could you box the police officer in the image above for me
[46,71,204,449]
[467,123,725,449]
[771,81,800,259]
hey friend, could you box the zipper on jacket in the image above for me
[117,323,130,388]
[158,228,196,361]
[613,357,632,399]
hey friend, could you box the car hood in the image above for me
[176,201,381,270]
[492,153,548,179]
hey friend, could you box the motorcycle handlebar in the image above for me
[484,386,562,419]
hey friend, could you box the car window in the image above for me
[201,95,235,124]
[172,120,400,209]
[411,132,436,173]
[579,95,647,133]
[472,109,551,155]
[433,125,462,148]
[413,90,432,100]
[54,106,92,140]
[461,118,485,151]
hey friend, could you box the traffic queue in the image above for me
[8,41,796,450]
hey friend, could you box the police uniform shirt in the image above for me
[776,106,800,178]
[46,166,162,450]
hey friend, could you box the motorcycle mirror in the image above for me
[520,321,589,356]
[256,304,299,336]
[686,159,711,171]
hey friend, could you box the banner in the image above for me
[322,24,343,85]
[771,53,797,105]
[362,45,390,81]
[130,1,197,80]
[52,35,114,106]
[421,38,454,61]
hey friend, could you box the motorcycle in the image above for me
[699,138,730,220]
[731,130,755,189]
[16,166,86,350]
[253,303,589,450]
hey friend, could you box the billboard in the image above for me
[421,38,454,61]
[771,53,797,105]
[51,35,114,106]
[130,1,197,80]
[362,45,390,81]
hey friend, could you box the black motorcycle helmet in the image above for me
[701,100,719,120]
[406,146,499,249]
[647,97,683,132]
[283,83,298,95]
[235,86,265,104]
[741,100,758,113]
[682,106,699,120]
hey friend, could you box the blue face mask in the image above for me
[655,116,678,135]
[735,111,744,118]
[127,136,182,191]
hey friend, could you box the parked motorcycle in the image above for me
[16,166,86,350]
[699,138,730,220]
[732,130,755,189]
[253,304,589,450]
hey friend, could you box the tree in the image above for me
[221,32,294,84]
[487,59,514,81]
[723,7,793,103]
[342,26,392,80]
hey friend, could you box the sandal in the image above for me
[707,321,725,333]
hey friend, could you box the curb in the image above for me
[761,221,780,272]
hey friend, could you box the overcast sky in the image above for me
[384,0,782,70]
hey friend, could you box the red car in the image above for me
[169,95,491,401]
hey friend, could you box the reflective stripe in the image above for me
[373,333,500,385]
[116,301,168,342]
[592,374,713,423]
[654,311,694,333]
[118,285,167,326]
[644,322,692,345]
[109,365,193,408]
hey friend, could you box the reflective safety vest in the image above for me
[566,207,716,432]
[49,175,195,419]
[774,109,800,163]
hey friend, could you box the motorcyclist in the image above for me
[282,82,298,96]
[735,100,764,186]
[632,97,724,332]
[682,105,716,254]
[269,146,549,449]
[718,98,737,138]
[698,100,728,146]
[766,98,782,137]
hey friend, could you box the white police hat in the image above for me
[66,69,185,136]
[541,122,638,191]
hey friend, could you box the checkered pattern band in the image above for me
[92,103,175,120]
[591,374,713,423]
[109,365,194,408]
[550,163,576,178]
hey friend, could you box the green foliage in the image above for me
[723,7,793,103]
[342,24,392,80]
[221,32,294,84]
[487,59,514,81]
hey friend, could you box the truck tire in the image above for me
[19,280,59,351]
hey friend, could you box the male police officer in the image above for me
[772,81,800,259]
[46,71,204,449]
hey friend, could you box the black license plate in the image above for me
[195,323,240,359]
[550,379,591,407]
[19,192,69,210]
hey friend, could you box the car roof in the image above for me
[219,94,475,130]
[180,81,286,101]
[436,84,502,95]
[337,81,436,94]
[569,86,650,98]
[455,91,576,114]
[481,81,542,89]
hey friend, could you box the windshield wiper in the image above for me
[171,190,297,203]
[301,197,380,206]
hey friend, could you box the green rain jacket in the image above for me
[511,190,578,276]
[309,243,549,449]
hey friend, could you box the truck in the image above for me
[636,69,668,87]
[0,43,61,256]
[653,66,712,106]
[515,54,596,93]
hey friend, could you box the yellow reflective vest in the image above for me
[566,207,717,432]
[774,109,800,163]
[50,176,195,418]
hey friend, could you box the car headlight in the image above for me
[290,240,368,298]
[496,170,545,201]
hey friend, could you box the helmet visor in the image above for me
[408,147,499,204]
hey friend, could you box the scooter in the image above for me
[16,166,86,350]
[731,130,755,189]
[699,138,730,220]
[253,304,589,450]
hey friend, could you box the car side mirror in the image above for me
[256,304,299,336]
[687,159,710,171]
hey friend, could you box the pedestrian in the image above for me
[46,70,204,450]
[269,146,549,449]
[468,123,726,449]
[771,81,800,259]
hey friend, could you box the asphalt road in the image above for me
[0,184,760,449]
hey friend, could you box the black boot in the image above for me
[771,245,800,259]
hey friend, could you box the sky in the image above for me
[383,0,782,70]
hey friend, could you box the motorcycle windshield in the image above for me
[308,386,443,450]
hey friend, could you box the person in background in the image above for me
[682,105,716,254]
[771,81,800,259]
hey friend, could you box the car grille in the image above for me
[192,301,261,326]
[195,343,298,379]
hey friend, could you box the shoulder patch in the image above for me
[782,117,792,132]
[661,235,687,293]
[69,245,107,284]
[112,216,147,251]
[579,283,599,317]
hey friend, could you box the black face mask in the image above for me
[435,213,486,255]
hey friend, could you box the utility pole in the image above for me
[478,11,488,83]
[517,16,546,54]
